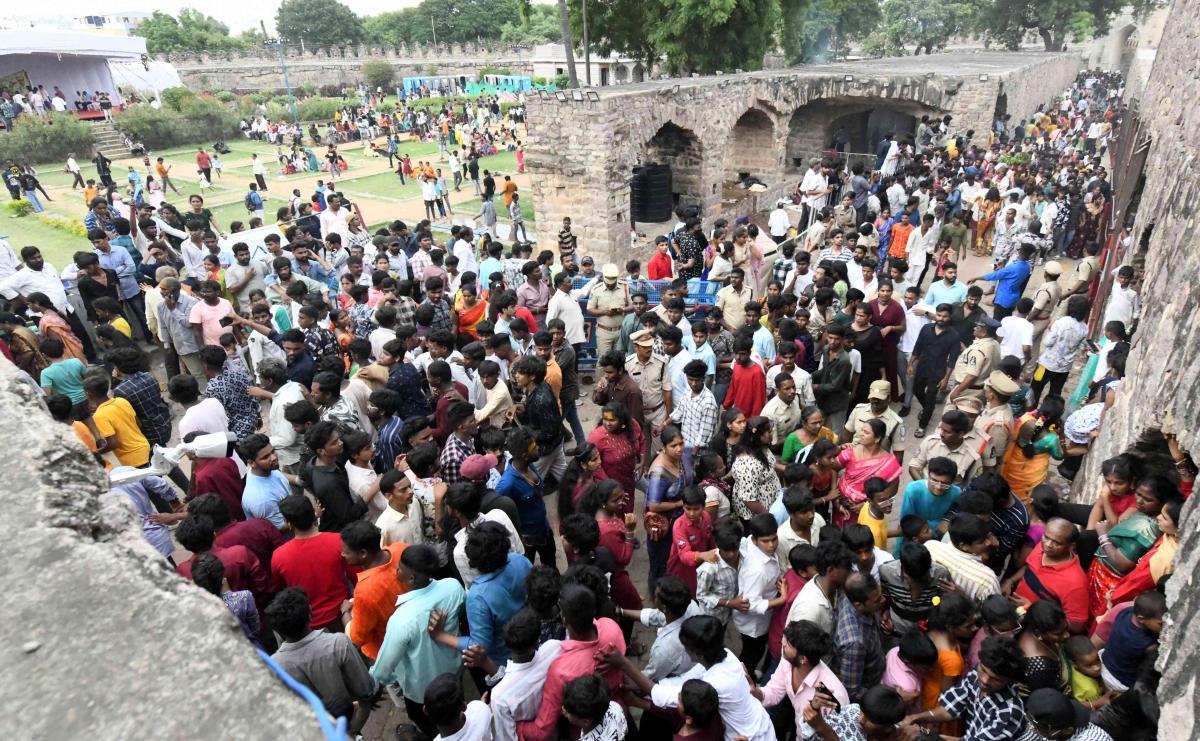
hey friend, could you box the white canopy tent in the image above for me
[0,30,147,104]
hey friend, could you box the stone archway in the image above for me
[641,121,705,211]
[614,65,628,84]
[631,63,645,82]
[724,108,777,181]
[785,97,944,169]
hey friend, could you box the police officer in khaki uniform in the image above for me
[587,263,630,357]
[907,409,982,485]
[626,329,671,462]
[947,315,1002,406]
[1027,261,1064,374]
[974,370,1019,472]
[950,395,993,471]
[842,379,907,462]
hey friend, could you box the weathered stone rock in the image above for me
[0,360,323,739]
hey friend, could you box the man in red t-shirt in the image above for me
[648,236,674,280]
[195,147,212,182]
[271,495,354,631]
[1012,518,1090,633]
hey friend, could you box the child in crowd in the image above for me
[673,679,724,741]
[1064,635,1112,709]
[1098,591,1165,692]
[735,513,785,680]
[423,672,491,741]
[857,476,896,550]
[882,629,939,712]
[900,515,934,546]
[561,674,627,741]
[695,519,742,626]
[767,543,817,663]
[667,485,715,594]
[967,595,1020,669]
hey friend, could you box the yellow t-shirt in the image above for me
[858,505,889,550]
[1071,669,1104,703]
[110,317,132,338]
[93,397,150,467]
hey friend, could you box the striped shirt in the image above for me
[925,539,1001,603]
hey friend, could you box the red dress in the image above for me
[598,517,643,610]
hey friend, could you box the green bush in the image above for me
[249,93,266,104]
[160,86,197,112]
[236,95,258,118]
[265,102,292,121]
[0,113,95,166]
[115,98,239,150]
[361,59,396,90]
[214,90,236,103]
[4,199,35,217]
[552,74,570,89]
[300,82,318,97]
[296,97,346,122]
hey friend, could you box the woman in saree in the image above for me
[0,313,49,379]
[454,281,487,340]
[849,304,886,407]
[1088,474,1178,620]
[1108,498,1183,606]
[577,479,642,613]
[830,417,902,526]
[26,293,85,362]
[644,425,689,594]
[587,402,643,513]
[1001,395,1067,506]
[556,443,607,526]
[869,280,906,399]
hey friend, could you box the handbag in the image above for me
[644,511,670,542]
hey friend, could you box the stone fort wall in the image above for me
[161,42,539,91]
[523,52,1082,265]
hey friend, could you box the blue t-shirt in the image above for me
[496,463,549,536]
[1102,607,1157,687]
[40,358,87,403]
[242,470,291,527]
[899,479,962,530]
[683,339,718,378]
[924,280,969,307]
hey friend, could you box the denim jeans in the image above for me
[23,190,43,212]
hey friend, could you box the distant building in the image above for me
[528,43,653,86]
[74,11,150,36]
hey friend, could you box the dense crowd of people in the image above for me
[0,68,1182,741]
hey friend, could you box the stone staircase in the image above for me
[89,121,128,159]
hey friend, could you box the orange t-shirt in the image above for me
[71,421,111,470]
[346,543,409,660]
[890,221,916,260]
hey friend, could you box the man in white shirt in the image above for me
[886,177,907,214]
[451,227,478,276]
[767,200,791,241]
[905,215,938,286]
[0,245,97,360]
[545,271,585,345]
[486,610,562,741]
[318,193,352,245]
[1103,265,1138,328]
[799,160,830,228]
[998,297,1034,364]
[898,293,931,415]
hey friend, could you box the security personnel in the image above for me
[950,395,993,471]
[626,329,671,460]
[587,262,630,357]
[947,315,1002,405]
[842,379,907,461]
[1027,261,1064,373]
[975,370,1019,471]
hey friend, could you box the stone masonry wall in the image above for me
[1073,0,1200,732]
[525,53,1081,265]
[0,360,323,738]
[165,41,539,91]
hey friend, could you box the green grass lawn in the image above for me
[2,212,88,267]
[454,196,536,224]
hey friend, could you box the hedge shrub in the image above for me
[115,98,239,149]
[160,86,197,112]
[0,113,95,166]
[296,97,345,122]
[214,90,236,103]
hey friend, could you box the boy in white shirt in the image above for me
[424,673,493,741]
[998,297,1035,365]
[734,513,787,681]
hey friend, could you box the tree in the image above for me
[780,0,878,64]
[979,0,1141,51]
[361,60,396,89]
[566,0,657,67]
[276,0,364,47]
[863,0,977,56]
[135,9,250,54]
[650,0,781,75]
[557,0,580,87]
[500,4,561,44]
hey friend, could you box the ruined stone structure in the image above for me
[1076,0,1200,731]
[0,360,323,738]
[524,52,1081,264]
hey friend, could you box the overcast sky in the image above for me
[4,0,553,35]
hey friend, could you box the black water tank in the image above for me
[631,164,673,223]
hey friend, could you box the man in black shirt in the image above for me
[511,354,565,482]
[908,303,962,433]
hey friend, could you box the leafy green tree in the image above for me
[136,9,250,54]
[979,0,1142,51]
[651,0,781,74]
[566,0,657,67]
[361,60,396,89]
[500,4,561,44]
[276,0,364,47]
[863,0,977,56]
[780,0,878,63]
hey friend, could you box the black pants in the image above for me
[254,173,267,191]
[1030,368,1069,406]
[200,167,212,182]
[163,346,182,380]
[913,374,942,428]
[522,530,557,567]
[404,696,438,739]
[739,633,769,678]
[70,171,85,188]
[122,291,152,341]
[64,307,98,362]
[993,304,1014,320]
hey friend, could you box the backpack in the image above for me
[244,192,256,212]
